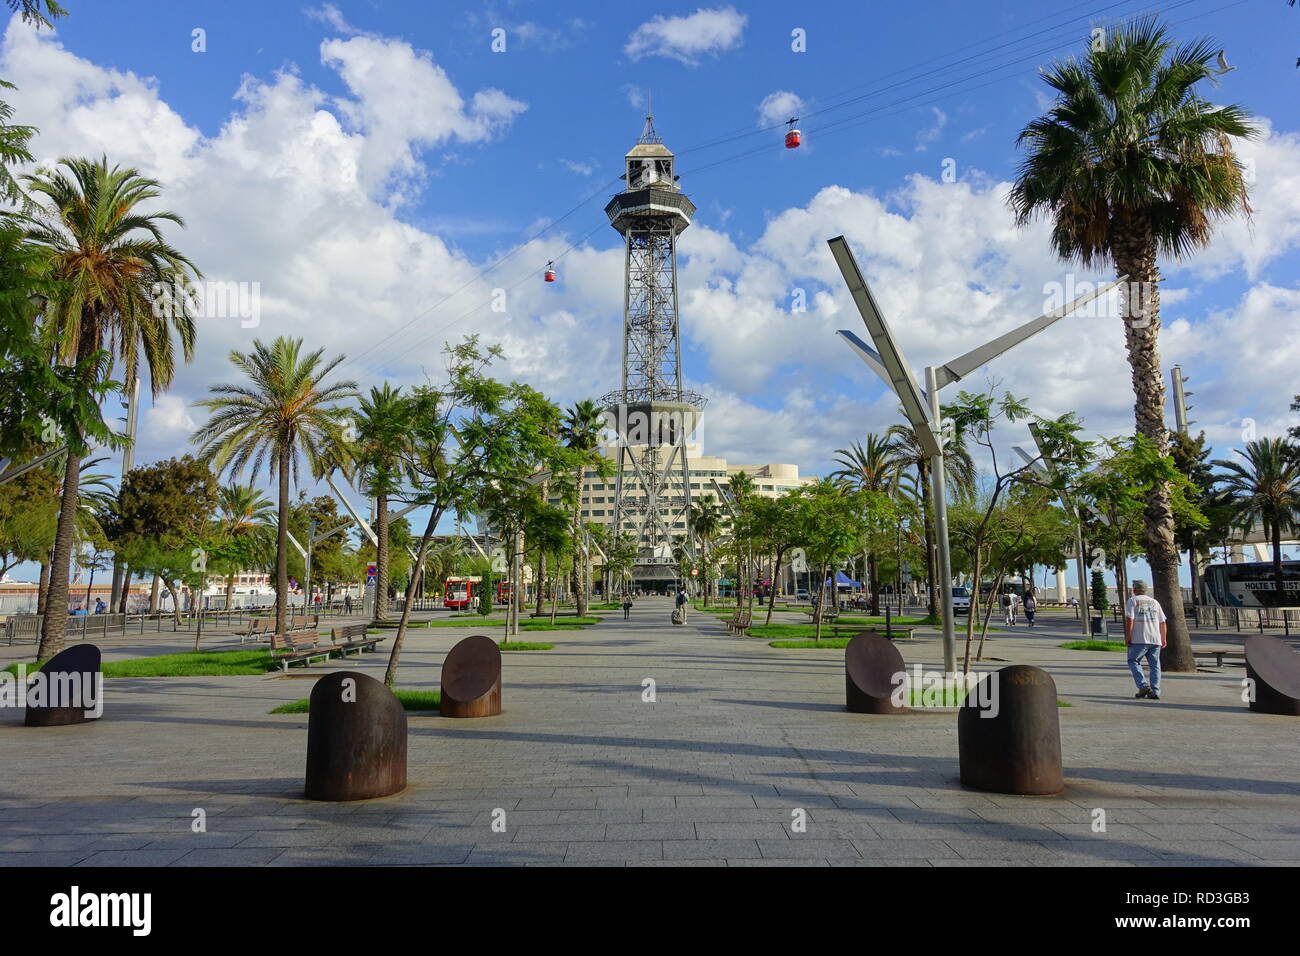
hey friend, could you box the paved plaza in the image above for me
[1,600,1297,867]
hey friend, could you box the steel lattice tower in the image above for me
[601,112,705,582]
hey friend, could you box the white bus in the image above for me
[1203,560,1300,608]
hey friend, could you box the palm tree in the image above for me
[191,337,356,638]
[832,435,900,613]
[1009,19,1257,670]
[1213,439,1300,610]
[21,157,199,660]
[352,384,412,623]
[886,420,976,618]
[562,399,605,617]
[689,496,724,606]
[215,484,275,611]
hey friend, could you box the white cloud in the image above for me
[141,395,197,444]
[625,6,747,65]
[915,107,947,152]
[757,90,805,127]
[4,17,1298,489]
[561,158,594,176]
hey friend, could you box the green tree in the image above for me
[688,496,724,606]
[832,435,900,614]
[1213,438,1300,609]
[105,456,217,636]
[351,384,412,623]
[561,399,609,617]
[192,337,356,639]
[1009,18,1257,671]
[213,484,274,610]
[21,158,199,660]
[886,416,976,619]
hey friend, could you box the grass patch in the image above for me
[1059,640,1126,652]
[271,688,441,714]
[423,617,507,627]
[908,686,969,707]
[6,649,280,678]
[500,641,554,651]
[520,616,602,630]
[1058,700,1072,707]
[768,638,852,649]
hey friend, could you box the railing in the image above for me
[1190,605,1298,635]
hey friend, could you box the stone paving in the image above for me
[0,600,1297,867]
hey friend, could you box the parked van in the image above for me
[951,586,971,614]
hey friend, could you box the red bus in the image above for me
[445,577,515,609]
[444,576,481,609]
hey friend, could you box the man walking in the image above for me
[622,593,633,620]
[1124,580,1167,700]
[675,588,688,622]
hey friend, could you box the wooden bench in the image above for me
[830,624,916,642]
[269,630,334,671]
[4,614,41,646]
[236,617,270,644]
[804,608,839,624]
[726,610,753,635]
[1194,649,1245,668]
[331,623,385,657]
[287,614,319,632]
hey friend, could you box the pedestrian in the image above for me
[1023,591,1036,628]
[675,588,688,623]
[1002,591,1015,626]
[344,593,353,615]
[1124,579,1167,700]
[622,593,632,620]
[93,598,106,614]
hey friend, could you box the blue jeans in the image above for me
[1127,643,1161,693]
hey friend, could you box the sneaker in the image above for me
[1148,691,1160,700]
[1134,687,1150,698]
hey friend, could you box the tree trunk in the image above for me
[384,507,444,688]
[117,564,131,614]
[1273,521,1286,610]
[37,447,81,661]
[225,573,235,613]
[275,445,290,638]
[37,558,49,615]
[373,492,389,623]
[1114,235,1192,671]
[766,546,786,625]
[919,460,938,619]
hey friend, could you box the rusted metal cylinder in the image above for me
[24,644,102,727]
[304,670,407,801]
[958,664,1063,795]
[844,633,907,714]
[440,634,502,718]
[1245,634,1300,716]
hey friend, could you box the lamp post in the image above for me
[827,235,1124,674]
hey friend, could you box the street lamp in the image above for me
[827,235,1125,674]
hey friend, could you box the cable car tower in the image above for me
[601,110,704,584]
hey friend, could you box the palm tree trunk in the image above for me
[919,461,937,619]
[37,448,81,661]
[225,573,235,612]
[275,445,290,637]
[766,547,786,625]
[149,575,161,615]
[36,558,49,615]
[1273,521,1285,610]
[373,492,389,623]
[1113,241,1192,671]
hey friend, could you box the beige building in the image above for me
[556,446,818,534]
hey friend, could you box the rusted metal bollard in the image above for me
[958,664,1064,795]
[1244,634,1300,717]
[440,634,502,718]
[304,671,407,801]
[844,633,907,714]
[24,644,103,727]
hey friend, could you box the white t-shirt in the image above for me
[1125,594,1166,644]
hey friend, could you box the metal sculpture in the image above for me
[304,670,407,801]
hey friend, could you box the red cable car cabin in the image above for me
[785,118,801,149]
[544,261,556,282]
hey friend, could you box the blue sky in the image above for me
[3,0,1298,584]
